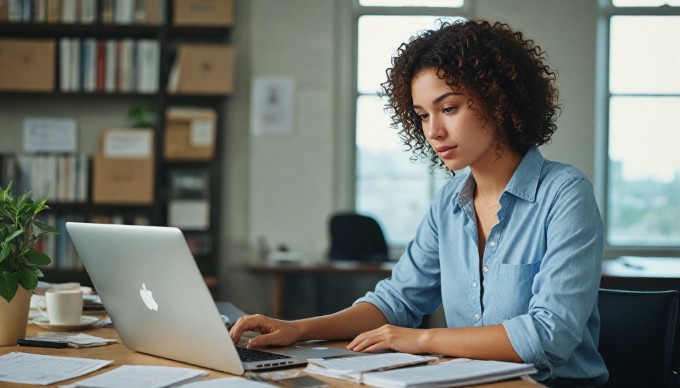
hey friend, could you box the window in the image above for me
[599,2,680,249]
[353,2,465,249]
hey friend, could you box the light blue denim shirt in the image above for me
[356,147,608,383]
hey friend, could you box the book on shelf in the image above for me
[80,0,97,24]
[47,1,61,23]
[61,0,77,24]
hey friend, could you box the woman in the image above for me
[231,19,608,386]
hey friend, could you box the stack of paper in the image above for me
[61,365,208,388]
[361,358,537,388]
[0,352,112,385]
[304,353,438,383]
[24,333,117,348]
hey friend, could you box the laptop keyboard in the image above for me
[236,345,292,362]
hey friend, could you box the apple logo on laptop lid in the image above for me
[140,283,159,311]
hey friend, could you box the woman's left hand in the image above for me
[346,324,428,354]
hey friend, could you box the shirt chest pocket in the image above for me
[492,261,541,320]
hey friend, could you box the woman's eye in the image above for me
[417,113,429,121]
[443,106,457,114]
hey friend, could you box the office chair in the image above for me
[597,288,680,388]
[328,212,389,262]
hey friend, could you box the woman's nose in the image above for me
[425,116,445,139]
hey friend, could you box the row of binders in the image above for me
[1,0,166,25]
[59,38,159,93]
[1,154,89,204]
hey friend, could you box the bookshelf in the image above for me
[0,0,234,295]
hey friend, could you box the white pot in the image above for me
[0,286,32,346]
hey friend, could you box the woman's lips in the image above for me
[436,145,457,158]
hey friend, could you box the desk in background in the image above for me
[0,324,541,388]
[251,256,680,319]
[601,256,680,291]
[248,261,394,319]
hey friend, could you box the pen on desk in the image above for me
[622,261,644,270]
[16,339,69,348]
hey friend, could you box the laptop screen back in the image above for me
[65,222,245,375]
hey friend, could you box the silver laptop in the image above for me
[66,222,357,375]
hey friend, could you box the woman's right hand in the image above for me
[229,314,302,348]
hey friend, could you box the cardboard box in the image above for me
[92,129,155,204]
[0,39,55,92]
[173,0,232,27]
[167,44,234,95]
[164,107,216,160]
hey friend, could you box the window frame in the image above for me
[347,1,470,252]
[595,0,680,257]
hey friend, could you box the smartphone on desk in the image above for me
[276,376,329,388]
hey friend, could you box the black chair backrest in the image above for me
[598,288,680,388]
[328,213,388,262]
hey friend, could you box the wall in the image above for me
[221,0,599,313]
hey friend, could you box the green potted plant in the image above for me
[0,182,56,345]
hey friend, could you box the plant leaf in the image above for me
[33,219,57,234]
[33,198,49,214]
[4,228,23,243]
[0,271,18,303]
[0,245,8,265]
[16,266,38,291]
[25,249,51,266]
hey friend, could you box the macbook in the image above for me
[65,222,357,375]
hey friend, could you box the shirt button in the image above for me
[489,241,497,248]
[474,313,481,321]
[483,266,489,273]
[472,282,477,288]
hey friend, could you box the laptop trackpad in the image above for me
[269,343,361,359]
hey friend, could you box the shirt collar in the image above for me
[504,146,543,203]
[454,146,544,210]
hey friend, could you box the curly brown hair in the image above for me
[380,19,560,170]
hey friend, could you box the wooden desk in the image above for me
[601,256,680,291]
[0,322,541,387]
[248,261,395,319]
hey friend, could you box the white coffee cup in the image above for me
[38,289,83,325]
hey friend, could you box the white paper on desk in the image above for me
[0,352,112,385]
[361,358,538,388]
[63,365,208,388]
[305,352,437,383]
[182,377,278,387]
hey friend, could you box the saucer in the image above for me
[32,315,100,331]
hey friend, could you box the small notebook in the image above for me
[361,358,537,388]
[304,352,438,383]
